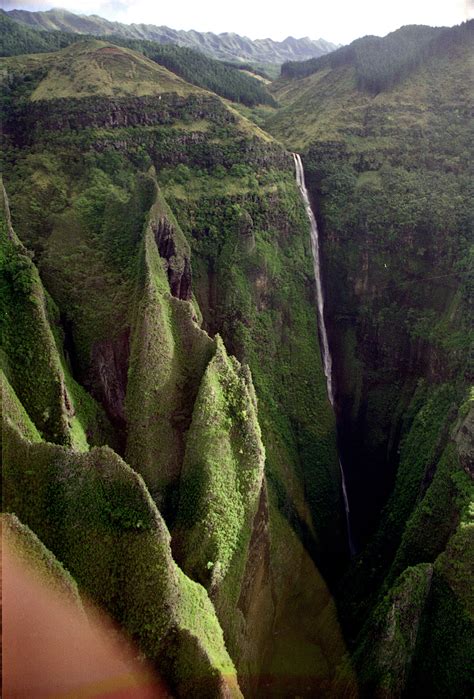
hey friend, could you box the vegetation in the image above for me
[281,21,473,94]
[264,19,473,699]
[2,421,241,697]
[1,17,472,698]
[0,12,276,107]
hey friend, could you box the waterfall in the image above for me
[293,152,356,557]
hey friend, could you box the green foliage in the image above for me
[176,337,265,591]
[0,11,77,55]
[281,22,473,94]
[125,187,215,515]
[0,11,67,55]
[407,573,474,697]
[2,513,83,607]
[118,40,277,107]
[352,563,433,697]
[2,424,241,697]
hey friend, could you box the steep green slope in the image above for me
[2,424,241,698]
[266,21,472,541]
[1,212,241,697]
[264,20,473,697]
[0,176,111,450]
[280,24,446,90]
[1,38,350,696]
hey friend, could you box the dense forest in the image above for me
[281,21,474,93]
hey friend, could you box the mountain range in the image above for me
[5,8,338,67]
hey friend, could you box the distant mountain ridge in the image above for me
[6,8,337,65]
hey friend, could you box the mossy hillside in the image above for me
[1,369,41,444]
[176,337,265,581]
[2,144,164,449]
[386,443,467,571]
[340,381,461,625]
[2,421,241,698]
[125,182,216,514]
[401,403,473,697]
[264,27,472,468]
[407,571,474,698]
[272,47,472,546]
[349,563,433,698]
[175,337,265,666]
[0,185,108,449]
[409,487,473,697]
[346,397,473,696]
[2,512,83,609]
[163,167,346,565]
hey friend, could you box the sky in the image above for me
[3,0,473,44]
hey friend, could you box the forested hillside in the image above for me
[281,22,471,93]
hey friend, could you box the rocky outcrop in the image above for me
[89,328,130,435]
[8,94,235,144]
[152,216,192,300]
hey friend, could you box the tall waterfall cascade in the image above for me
[293,152,356,557]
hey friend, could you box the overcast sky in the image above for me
[4,0,473,44]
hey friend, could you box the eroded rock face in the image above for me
[89,328,130,430]
[152,217,192,301]
[10,94,235,139]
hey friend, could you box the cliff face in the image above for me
[266,23,473,697]
[1,40,350,696]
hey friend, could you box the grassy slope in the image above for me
[28,40,205,100]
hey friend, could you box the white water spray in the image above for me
[293,152,356,557]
